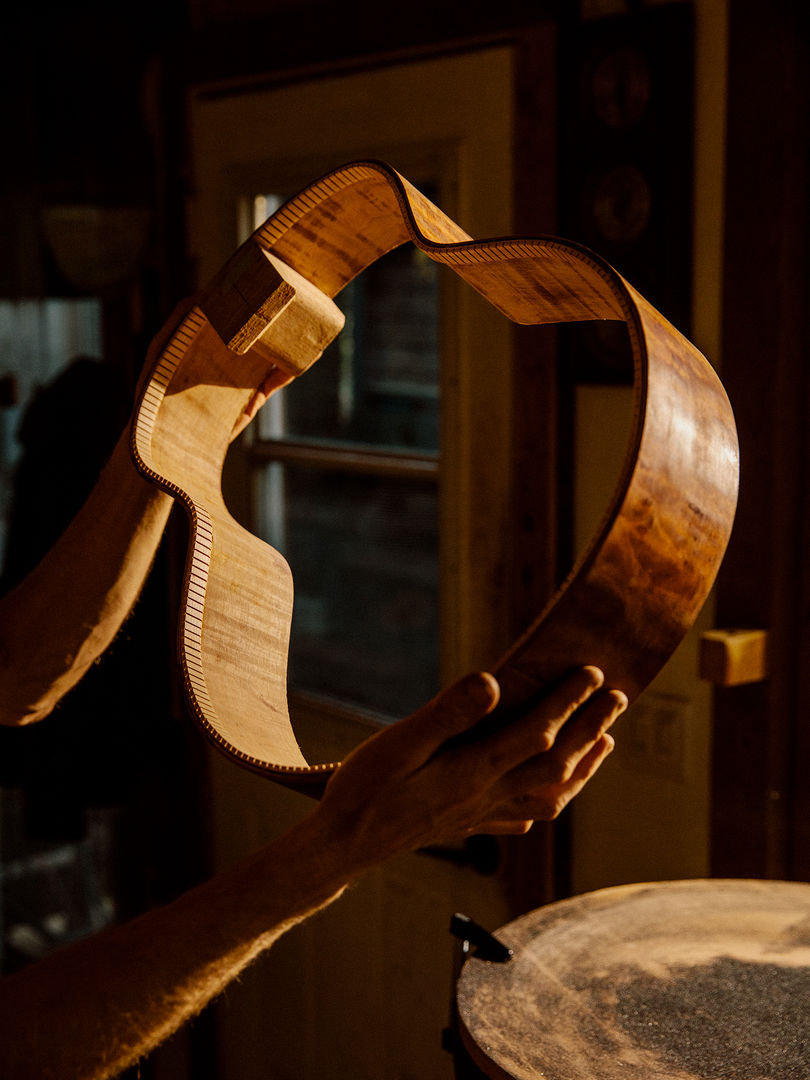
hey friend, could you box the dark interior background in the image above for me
[0,1,808,1076]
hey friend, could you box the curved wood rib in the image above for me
[132,159,739,790]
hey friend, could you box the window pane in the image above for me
[255,461,439,717]
[0,299,103,571]
[258,245,440,453]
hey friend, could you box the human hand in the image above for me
[312,666,626,873]
[133,299,294,443]
[228,367,294,441]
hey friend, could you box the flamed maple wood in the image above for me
[131,160,738,792]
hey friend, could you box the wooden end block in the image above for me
[253,252,345,376]
[199,241,345,376]
[199,240,296,355]
[699,629,769,686]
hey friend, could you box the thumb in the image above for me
[391,672,501,767]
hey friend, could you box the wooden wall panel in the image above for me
[712,1,810,881]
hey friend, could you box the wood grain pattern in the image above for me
[455,879,810,1079]
[131,160,738,789]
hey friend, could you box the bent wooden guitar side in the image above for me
[132,160,739,792]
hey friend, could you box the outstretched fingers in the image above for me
[230,369,296,441]
[570,731,616,783]
[315,667,623,865]
[454,666,607,781]
[486,688,626,823]
[347,671,502,776]
[543,687,626,782]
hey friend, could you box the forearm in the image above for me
[0,427,172,725]
[0,813,352,1080]
[0,667,624,1079]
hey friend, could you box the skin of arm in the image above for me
[0,426,173,725]
[0,306,627,1078]
[0,301,303,728]
[0,308,194,727]
[0,666,625,1080]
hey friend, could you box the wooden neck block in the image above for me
[199,242,345,371]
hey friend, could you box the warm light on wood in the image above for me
[131,160,739,791]
[699,628,769,686]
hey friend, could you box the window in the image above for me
[242,201,441,717]
[0,299,102,567]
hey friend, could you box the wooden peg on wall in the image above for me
[699,629,769,686]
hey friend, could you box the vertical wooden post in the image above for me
[712,0,810,880]
[507,19,560,912]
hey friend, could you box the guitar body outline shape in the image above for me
[132,160,739,793]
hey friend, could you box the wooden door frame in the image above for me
[506,22,561,910]
[177,32,564,1080]
[712,1,810,881]
[183,26,564,914]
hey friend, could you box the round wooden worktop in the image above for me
[456,879,810,1079]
